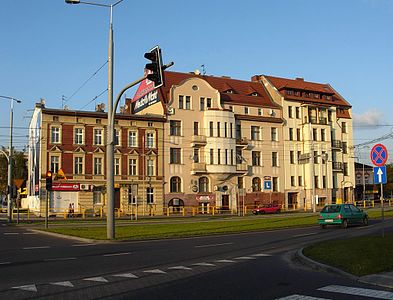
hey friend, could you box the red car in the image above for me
[252,204,281,214]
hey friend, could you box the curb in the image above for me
[28,229,105,244]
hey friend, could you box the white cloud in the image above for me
[353,110,385,128]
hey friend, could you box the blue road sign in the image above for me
[374,166,387,184]
[264,180,272,190]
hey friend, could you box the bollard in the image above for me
[192,207,196,216]
[100,207,103,218]
[363,200,366,208]
[27,208,30,220]
[64,209,67,219]
[212,207,215,216]
[372,200,375,207]
[82,209,86,219]
[182,207,185,216]
[167,207,170,217]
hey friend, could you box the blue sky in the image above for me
[1,0,393,163]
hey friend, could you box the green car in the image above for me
[318,204,368,229]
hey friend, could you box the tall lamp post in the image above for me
[65,0,123,239]
[0,95,22,223]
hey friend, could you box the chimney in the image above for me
[296,77,304,81]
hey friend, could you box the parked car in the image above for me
[252,204,281,215]
[318,204,368,229]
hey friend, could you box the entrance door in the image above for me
[288,192,298,210]
[115,188,120,209]
[222,195,229,210]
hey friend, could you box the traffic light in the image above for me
[46,171,53,191]
[144,46,163,88]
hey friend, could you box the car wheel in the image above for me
[341,219,348,229]
[320,224,327,229]
[363,217,369,226]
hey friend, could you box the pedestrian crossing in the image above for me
[276,284,393,300]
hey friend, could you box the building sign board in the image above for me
[131,71,160,114]
[51,183,80,192]
[196,194,215,202]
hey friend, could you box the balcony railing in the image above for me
[332,140,342,149]
[191,162,206,173]
[191,135,207,146]
[332,162,343,172]
[236,163,248,172]
[319,117,327,125]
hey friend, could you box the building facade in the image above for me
[26,102,166,216]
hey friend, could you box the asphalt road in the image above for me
[0,218,392,299]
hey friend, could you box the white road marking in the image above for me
[112,273,139,278]
[215,259,236,263]
[192,262,216,267]
[0,261,11,265]
[83,276,108,283]
[234,256,256,260]
[275,294,331,300]
[168,266,192,270]
[23,246,50,250]
[293,233,318,238]
[72,243,96,247]
[252,253,272,257]
[4,232,18,235]
[143,269,167,274]
[195,242,233,248]
[23,232,38,235]
[103,252,131,257]
[50,281,74,288]
[44,257,76,262]
[12,284,38,292]
[318,285,393,299]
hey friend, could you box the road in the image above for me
[0,218,392,299]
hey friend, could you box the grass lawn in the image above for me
[303,234,393,276]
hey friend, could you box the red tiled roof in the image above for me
[263,75,351,107]
[159,71,279,108]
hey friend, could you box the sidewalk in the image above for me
[296,248,393,289]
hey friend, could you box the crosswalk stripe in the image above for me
[192,262,216,267]
[50,281,74,288]
[318,285,393,299]
[112,273,138,278]
[143,269,166,274]
[168,266,192,270]
[215,259,236,263]
[252,253,272,257]
[83,276,108,283]
[234,256,256,260]
[275,294,331,300]
[12,284,38,292]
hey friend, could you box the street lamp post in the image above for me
[0,96,22,223]
[65,0,123,239]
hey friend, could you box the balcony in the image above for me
[236,137,250,149]
[319,117,327,125]
[191,135,207,147]
[332,162,343,172]
[191,162,206,174]
[236,163,248,172]
[332,140,342,149]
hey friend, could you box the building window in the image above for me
[146,132,155,148]
[289,128,294,141]
[342,122,347,133]
[74,128,83,145]
[128,185,137,204]
[322,151,327,164]
[271,127,278,141]
[178,95,184,109]
[238,176,244,189]
[258,108,263,116]
[296,128,301,141]
[74,156,83,175]
[291,176,296,187]
[94,157,103,175]
[170,120,181,136]
[230,123,233,138]
[94,128,103,146]
[323,176,326,189]
[147,158,154,176]
[128,131,137,147]
[236,124,241,139]
[217,149,221,164]
[236,149,243,164]
[296,107,300,119]
[199,177,209,193]
[252,177,261,192]
[290,151,295,164]
[193,148,199,163]
[321,129,326,142]
[110,158,118,176]
[51,126,60,144]
[298,176,303,186]
[210,149,214,164]
[194,122,199,135]
[170,148,181,164]
[147,187,154,204]
[93,190,102,205]
[170,176,181,193]
[206,98,212,109]
[313,128,318,141]
[342,142,348,154]
[272,152,278,167]
[252,151,261,166]
[344,162,348,176]
[273,177,278,192]
[315,176,319,189]
[200,97,205,111]
[251,126,260,141]
[288,106,293,118]
[209,122,214,137]
[50,155,60,173]
[244,107,249,115]
[217,122,220,137]
[224,122,228,138]
[225,149,228,165]
[314,151,318,164]
[129,158,137,175]
[231,149,234,165]
[185,96,191,110]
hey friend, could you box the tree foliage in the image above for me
[0,147,28,193]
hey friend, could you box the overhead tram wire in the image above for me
[79,88,108,110]
[64,60,108,107]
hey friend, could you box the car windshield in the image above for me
[321,205,341,213]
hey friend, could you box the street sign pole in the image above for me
[381,183,384,238]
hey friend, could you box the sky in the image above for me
[1,0,393,164]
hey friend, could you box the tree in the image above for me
[385,163,393,198]
[0,147,28,194]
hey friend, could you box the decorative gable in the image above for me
[93,147,105,153]
[49,145,62,152]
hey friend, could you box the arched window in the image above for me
[170,176,181,193]
[199,176,209,193]
[252,177,261,192]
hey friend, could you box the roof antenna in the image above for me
[62,95,67,109]
[201,64,206,75]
